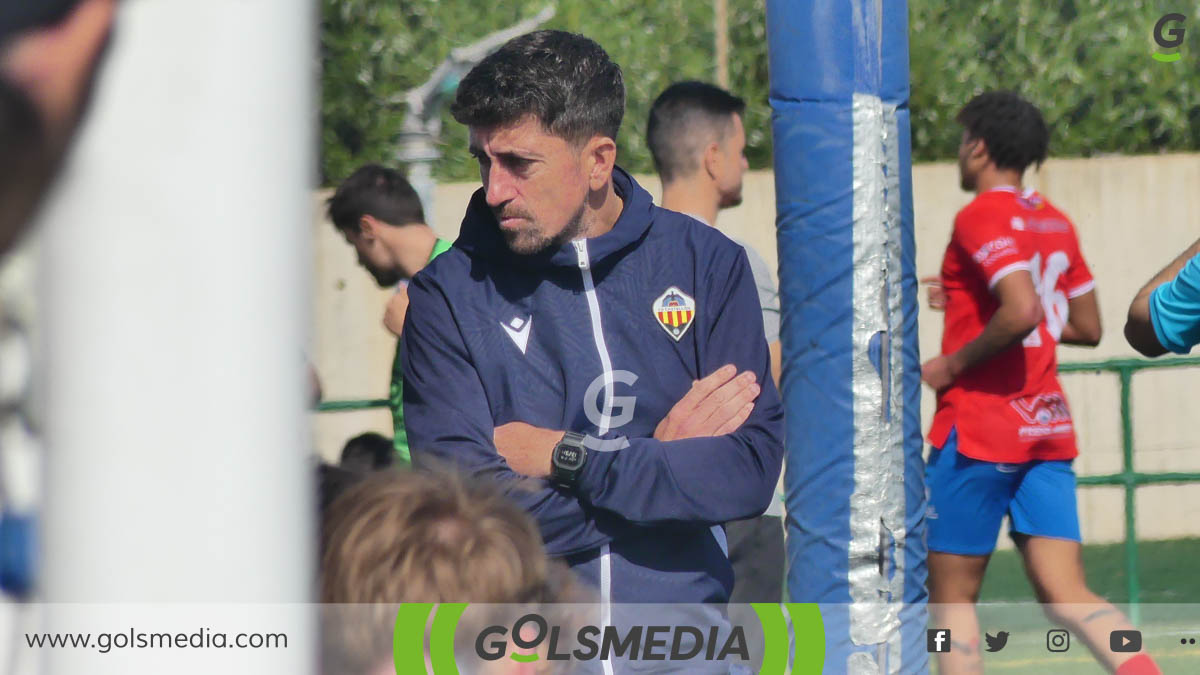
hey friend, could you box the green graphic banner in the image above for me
[392,603,826,674]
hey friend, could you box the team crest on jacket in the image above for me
[653,286,696,341]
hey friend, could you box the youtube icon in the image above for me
[1110,630,1142,653]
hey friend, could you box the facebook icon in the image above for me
[928,629,952,653]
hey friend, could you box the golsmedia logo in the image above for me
[1153,13,1186,62]
[393,603,826,674]
[477,614,749,663]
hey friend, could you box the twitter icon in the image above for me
[985,631,1010,652]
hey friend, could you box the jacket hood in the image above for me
[454,166,655,268]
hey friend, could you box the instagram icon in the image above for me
[1046,629,1070,652]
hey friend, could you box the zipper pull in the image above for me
[572,240,589,270]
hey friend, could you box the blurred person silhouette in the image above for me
[326,165,451,465]
[921,91,1157,675]
[0,0,115,598]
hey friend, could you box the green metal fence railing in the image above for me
[316,398,388,413]
[316,356,1200,621]
[1060,356,1200,623]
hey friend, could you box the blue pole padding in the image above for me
[768,0,927,671]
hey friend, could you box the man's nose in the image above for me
[484,166,515,208]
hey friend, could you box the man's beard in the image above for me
[369,265,403,288]
[719,189,744,210]
[958,154,976,191]
[959,170,976,192]
[717,176,745,210]
[498,201,588,256]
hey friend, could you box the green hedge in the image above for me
[321,0,1200,185]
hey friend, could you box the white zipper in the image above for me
[572,239,614,650]
[573,240,616,435]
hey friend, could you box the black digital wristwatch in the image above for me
[550,431,587,487]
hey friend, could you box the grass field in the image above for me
[944,537,1200,673]
[979,537,1200,603]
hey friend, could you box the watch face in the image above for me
[555,444,584,470]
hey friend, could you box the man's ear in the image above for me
[357,215,378,240]
[584,135,618,191]
[969,137,989,163]
[702,140,721,180]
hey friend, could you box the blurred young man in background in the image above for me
[922,91,1158,675]
[647,80,785,603]
[326,165,451,463]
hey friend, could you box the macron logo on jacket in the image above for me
[402,167,785,603]
[500,316,532,354]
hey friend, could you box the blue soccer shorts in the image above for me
[925,427,1081,556]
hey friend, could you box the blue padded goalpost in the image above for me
[767,0,928,672]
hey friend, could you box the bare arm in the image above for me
[1060,290,1102,347]
[1125,238,1200,357]
[922,270,1043,390]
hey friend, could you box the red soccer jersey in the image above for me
[928,187,1095,463]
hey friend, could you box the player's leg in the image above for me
[928,551,990,674]
[925,429,1014,674]
[1010,460,1162,674]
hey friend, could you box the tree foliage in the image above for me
[909,0,1200,161]
[321,0,1200,185]
[319,0,769,184]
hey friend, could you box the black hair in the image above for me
[450,30,624,144]
[956,91,1049,173]
[339,432,397,473]
[646,81,746,183]
[326,164,425,234]
[317,462,362,517]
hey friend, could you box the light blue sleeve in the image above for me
[1149,252,1200,354]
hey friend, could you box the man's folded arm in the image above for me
[402,275,616,556]
[574,249,785,525]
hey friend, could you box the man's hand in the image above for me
[383,284,409,337]
[921,354,962,391]
[492,364,762,477]
[922,275,946,311]
[654,364,760,441]
[493,421,561,479]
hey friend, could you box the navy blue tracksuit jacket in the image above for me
[403,168,784,603]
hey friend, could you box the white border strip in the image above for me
[987,261,1032,289]
[1068,279,1096,299]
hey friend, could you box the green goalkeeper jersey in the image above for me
[390,238,452,463]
